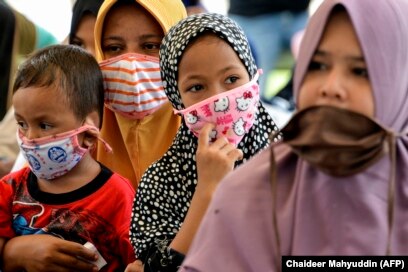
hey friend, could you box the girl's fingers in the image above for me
[220,143,236,154]
[210,136,229,149]
[228,149,243,161]
[198,123,215,148]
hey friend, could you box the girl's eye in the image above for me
[308,60,327,71]
[186,85,204,93]
[225,76,239,84]
[353,67,369,78]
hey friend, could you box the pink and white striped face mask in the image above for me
[99,53,168,119]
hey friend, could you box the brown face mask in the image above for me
[280,105,392,177]
[270,106,397,265]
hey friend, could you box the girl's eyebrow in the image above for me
[218,64,245,73]
[313,49,327,56]
[181,64,244,81]
[347,56,365,62]
[314,49,365,62]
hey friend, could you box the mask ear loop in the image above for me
[269,131,281,271]
[386,133,396,255]
[95,135,113,153]
[82,125,113,154]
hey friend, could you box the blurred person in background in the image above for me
[69,0,104,57]
[182,0,206,15]
[228,0,310,103]
[0,1,57,178]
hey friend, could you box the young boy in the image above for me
[0,44,136,272]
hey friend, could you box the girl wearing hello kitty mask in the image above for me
[127,13,280,272]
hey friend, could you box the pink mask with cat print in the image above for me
[175,71,261,146]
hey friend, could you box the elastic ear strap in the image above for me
[84,125,113,154]
[97,136,113,153]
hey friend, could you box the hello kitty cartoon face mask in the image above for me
[17,125,112,180]
[175,71,261,146]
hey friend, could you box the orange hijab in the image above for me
[94,0,186,188]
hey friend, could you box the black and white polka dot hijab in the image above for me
[130,13,281,261]
[161,12,258,110]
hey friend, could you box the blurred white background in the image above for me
[6,0,229,43]
[6,0,73,42]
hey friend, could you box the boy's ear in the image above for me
[82,111,100,148]
[84,110,100,128]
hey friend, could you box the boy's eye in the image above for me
[353,67,369,78]
[187,85,204,93]
[308,60,327,71]
[16,121,27,130]
[39,123,53,130]
[225,76,239,84]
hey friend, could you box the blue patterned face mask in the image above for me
[17,125,111,180]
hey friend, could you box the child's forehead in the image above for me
[16,83,68,100]
[183,32,229,52]
[14,84,73,113]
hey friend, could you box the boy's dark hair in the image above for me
[13,44,104,128]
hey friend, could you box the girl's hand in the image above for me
[195,123,243,196]
[169,123,243,255]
